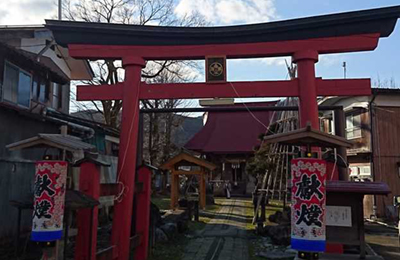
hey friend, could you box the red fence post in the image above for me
[75,162,100,260]
[134,166,152,260]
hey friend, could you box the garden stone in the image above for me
[160,222,178,238]
[155,228,168,242]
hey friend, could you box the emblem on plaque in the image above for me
[206,56,226,83]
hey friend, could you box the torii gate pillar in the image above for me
[293,50,319,129]
[111,57,145,260]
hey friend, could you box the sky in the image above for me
[0,0,399,90]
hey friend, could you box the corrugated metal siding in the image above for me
[0,109,60,239]
[0,161,35,238]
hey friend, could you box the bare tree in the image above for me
[142,64,196,165]
[373,76,398,89]
[63,0,206,128]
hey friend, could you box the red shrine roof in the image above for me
[184,102,277,155]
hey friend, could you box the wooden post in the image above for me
[293,50,319,129]
[134,167,152,260]
[75,161,100,260]
[111,57,145,260]
[359,195,366,259]
[200,171,206,209]
[170,171,175,209]
[334,109,348,181]
[170,171,178,210]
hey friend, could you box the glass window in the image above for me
[3,62,19,103]
[39,82,46,103]
[52,83,59,108]
[18,71,31,107]
[346,114,362,139]
[2,62,32,107]
[32,79,39,101]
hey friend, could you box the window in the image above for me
[349,164,372,181]
[32,76,50,104]
[32,78,39,101]
[321,118,335,134]
[346,114,362,139]
[39,82,48,103]
[52,83,63,109]
[2,61,32,107]
[52,83,59,108]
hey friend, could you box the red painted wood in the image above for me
[68,33,379,60]
[76,79,370,101]
[134,167,152,260]
[77,83,123,101]
[111,58,144,260]
[141,80,298,99]
[294,50,319,128]
[100,184,119,197]
[317,79,371,96]
[75,162,100,260]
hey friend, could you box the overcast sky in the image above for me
[1,0,399,87]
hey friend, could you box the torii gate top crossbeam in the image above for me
[46,6,400,60]
[46,5,399,48]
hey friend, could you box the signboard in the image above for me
[206,56,226,83]
[291,158,326,252]
[326,206,352,227]
[32,161,68,242]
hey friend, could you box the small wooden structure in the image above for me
[160,152,216,209]
[264,125,391,259]
[263,124,354,149]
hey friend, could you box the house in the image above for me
[319,88,400,219]
[184,102,276,196]
[0,26,121,241]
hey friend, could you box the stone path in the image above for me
[365,221,400,260]
[183,198,250,260]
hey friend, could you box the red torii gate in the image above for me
[46,5,400,260]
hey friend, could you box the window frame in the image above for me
[51,82,63,110]
[2,60,32,108]
[345,113,362,140]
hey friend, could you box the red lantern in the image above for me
[32,161,67,241]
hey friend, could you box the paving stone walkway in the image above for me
[365,221,400,260]
[182,198,250,260]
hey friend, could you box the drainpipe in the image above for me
[43,107,95,139]
[369,92,378,218]
[36,40,55,63]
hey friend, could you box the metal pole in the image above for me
[58,0,62,20]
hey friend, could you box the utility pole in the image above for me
[58,0,62,20]
[343,61,347,79]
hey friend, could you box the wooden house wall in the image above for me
[372,106,400,218]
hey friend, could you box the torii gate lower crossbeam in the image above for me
[74,36,374,260]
